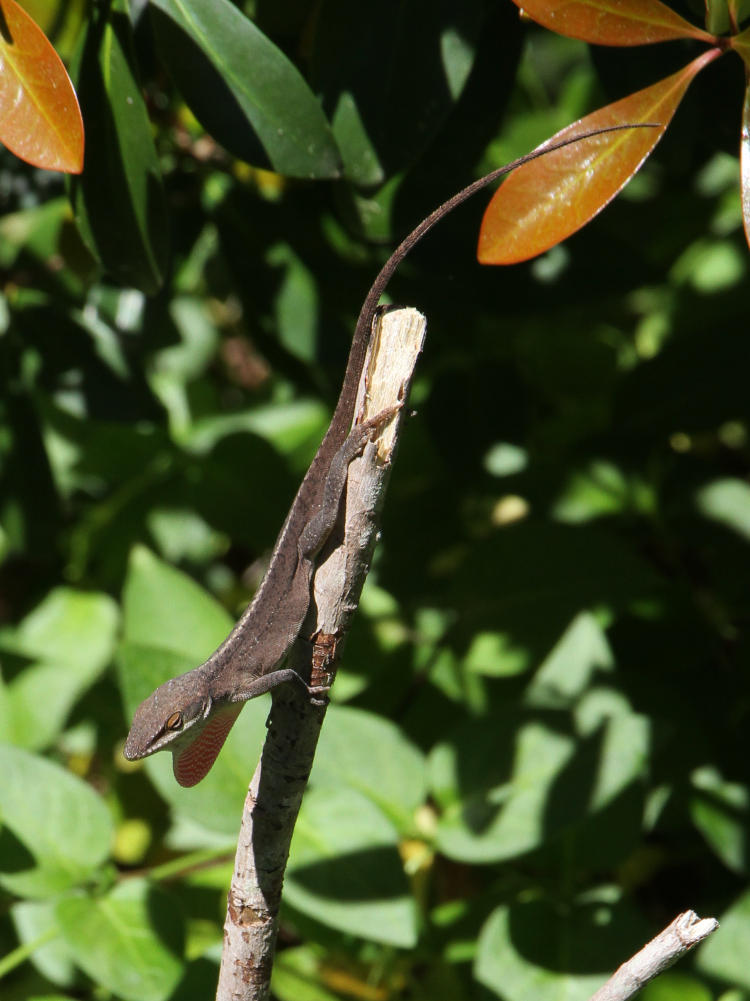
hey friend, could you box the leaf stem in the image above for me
[0,926,60,981]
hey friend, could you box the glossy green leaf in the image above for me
[150,0,340,178]
[0,746,113,898]
[57,880,184,1001]
[72,0,168,293]
[478,50,722,265]
[311,0,482,184]
[311,705,426,830]
[0,0,83,172]
[286,786,417,947]
[511,0,715,45]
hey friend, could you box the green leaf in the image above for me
[432,718,576,863]
[696,478,750,541]
[311,705,426,830]
[475,895,649,1001]
[690,766,748,873]
[72,0,168,293]
[0,586,118,665]
[272,946,342,1001]
[0,747,113,898]
[120,545,232,655]
[267,243,319,364]
[453,523,663,702]
[432,704,648,863]
[640,972,713,1001]
[286,787,417,947]
[57,880,184,1001]
[311,0,482,184]
[0,588,119,750]
[525,612,614,705]
[150,0,340,178]
[11,899,75,987]
[696,889,750,989]
[552,460,653,523]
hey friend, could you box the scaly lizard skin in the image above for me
[124,126,652,786]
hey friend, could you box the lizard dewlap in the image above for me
[173,702,244,787]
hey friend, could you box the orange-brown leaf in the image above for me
[0,0,83,173]
[478,49,722,266]
[512,0,716,45]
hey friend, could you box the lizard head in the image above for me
[124,672,244,787]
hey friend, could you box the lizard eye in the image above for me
[165,711,183,731]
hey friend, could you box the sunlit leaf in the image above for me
[475,896,649,1001]
[286,787,417,947]
[512,0,715,45]
[0,747,113,898]
[695,888,750,989]
[151,0,340,178]
[478,49,722,265]
[57,880,184,1001]
[0,0,83,171]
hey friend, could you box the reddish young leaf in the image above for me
[0,0,83,172]
[512,0,717,45]
[478,48,723,266]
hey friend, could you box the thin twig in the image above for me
[587,910,719,1001]
[215,307,427,1001]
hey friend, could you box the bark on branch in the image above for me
[215,307,427,1001]
[587,910,719,1001]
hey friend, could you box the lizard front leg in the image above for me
[238,405,402,706]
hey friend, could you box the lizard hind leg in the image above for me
[298,402,402,562]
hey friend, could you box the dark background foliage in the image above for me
[0,1,748,999]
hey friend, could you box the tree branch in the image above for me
[215,306,427,1001]
[587,910,719,1001]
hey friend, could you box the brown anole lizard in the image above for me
[124,126,652,786]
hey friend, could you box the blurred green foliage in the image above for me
[1,1,749,999]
